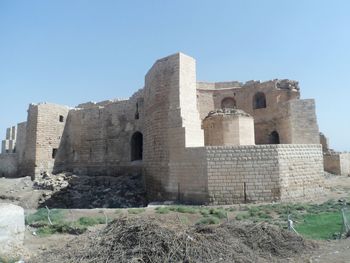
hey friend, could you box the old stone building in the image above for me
[0,53,326,204]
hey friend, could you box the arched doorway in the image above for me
[221,97,236,109]
[269,131,280,144]
[131,132,143,161]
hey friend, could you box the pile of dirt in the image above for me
[35,172,147,208]
[32,217,316,263]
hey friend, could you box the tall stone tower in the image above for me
[143,53,205,201]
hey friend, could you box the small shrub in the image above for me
[256,211,272,219]
[128,208,146,214]
[36,222,87,236]
[225,207,236,212]
[78,216,106,226]
[209,208,227,219]
[26,208,65,225]
[294,204,308,211]
[169,206,197,214]
[248,206,260,217]
[200,209,210,217]
[196,216,220,225]
[235,213,250,220]
[155,207,170,214]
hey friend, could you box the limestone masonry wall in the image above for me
[278,145,324,201]
[22,103,69,178]
[143,53,205,202]
[54,90,144,176]
[206,145,280,204]
[205,144,323,204]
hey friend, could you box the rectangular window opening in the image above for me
[52,148,58,159]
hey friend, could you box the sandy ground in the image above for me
[0,176,44,209]
[1,174,350,262]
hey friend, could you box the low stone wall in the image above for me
[0,154,18,177]
[324,153,350,176]
[279,145,324,201]
[205,144,323,205]
[324,154,341,175]
[206,145,280,204]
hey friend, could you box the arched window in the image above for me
[221,97,236,109]
[253,92,267,109]
[131,132,143,161]
[269,131,280,144]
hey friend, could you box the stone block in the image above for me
[0,204,25,256]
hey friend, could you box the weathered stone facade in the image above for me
[0,52,326,204]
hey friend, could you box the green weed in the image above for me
[26,208,65,225]
[196,216,220,225]
[77,216,106,226]
[155,207,170,214]
[128,208,146,214]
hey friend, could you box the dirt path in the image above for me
[310,239,350,263]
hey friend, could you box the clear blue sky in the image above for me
[0,0,349,151]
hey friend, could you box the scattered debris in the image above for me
[35,172,147,208]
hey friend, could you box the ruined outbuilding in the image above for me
[0,53,326,204]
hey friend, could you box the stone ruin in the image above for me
[320,133,350,176]
[0,52,331,204]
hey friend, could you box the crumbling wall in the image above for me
[324,154,341,175]
[205,144,323,204]
[16,122,27,167]
[0,154,18,177]
[319,132,329,152]
[53,91,144,176]
[324,153,350,176]
[1,126,17,154]
[0,122,26,177]
[22,103,69,178]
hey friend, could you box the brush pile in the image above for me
[32,217,316,263]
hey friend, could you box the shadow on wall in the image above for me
[38,172,148,209]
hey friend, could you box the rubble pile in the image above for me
[34,172,147,208]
